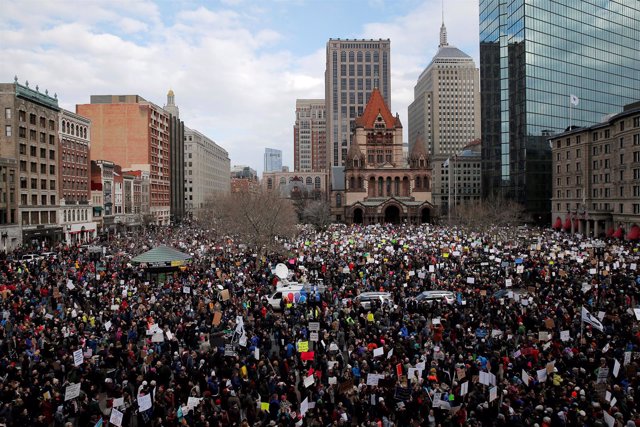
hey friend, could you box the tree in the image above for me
[202,189,298,255]
[302,200,332,231]
[449,194,525,230]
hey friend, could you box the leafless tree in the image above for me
[302,199,332,231]
[202,190,298,255]
[449,194,525,230]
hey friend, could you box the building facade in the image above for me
[263,171,327,199]
[436,139,482,216]
[294,100,326,173]
[164,90,185,223]
[550,102,640,239]
[480,0,640,223]
[0,79,62,247]
[59,109,97,244]
[408,22,480,214]
[91,160,114,234]
[184,127,230,215]
[337,88,433,224]
[77,95,171,225]
[326,39,391,170]
[264,148,282,173]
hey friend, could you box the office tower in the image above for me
[294,99,326,172]
[77,95,171,225]
[59,109,97,243]
[408,21,480,213]
[164,90,185,223]
[480,0,640,222]
[550,102,640,238]
[325,39,391,170]
[0,78,61,247]
[264,148,282,173]
[184,127,230,214]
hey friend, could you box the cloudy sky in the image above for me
[1,0,479,175]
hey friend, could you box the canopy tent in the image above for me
[627,225,639,241]
[613,227,624,239]
[131,245,191,268]
[563,217,572,231]
[552,217,562,230]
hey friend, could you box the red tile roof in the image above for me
[355,88,400,129]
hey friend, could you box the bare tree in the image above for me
[302,199,332,231]
[449,194,525,230]
[202,189,298,255]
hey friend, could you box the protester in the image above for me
[0,221,639,427]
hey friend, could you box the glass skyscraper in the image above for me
[264,148,282,173]
[480,0,640,222]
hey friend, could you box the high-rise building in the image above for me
[408,21,480,213]
[325,39,391,170]
[294,99,326,172]
[59,109,97,243]
[184,127,230,215]
[264,148,282,173]
[0,78,62,248]
[77,95,171,225]
[164,90,185,224]
[480,0,640,222]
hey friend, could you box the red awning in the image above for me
[627,225,639,241]
[564,218,572,230]
[606,227,614,237]
[613,227,624,239]
[553,217,562,230]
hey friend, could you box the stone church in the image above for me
[334,87,433,224]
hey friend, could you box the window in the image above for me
[4,108,11,119]
[50,180,55,190]
[19,127,26,138]
[49,165,55,175]
[41,195,47,206]
[30,178,37,189]
[40,164,46,174]
[30,146,36,156]
[20,194,27,205]
[30,129,36,141]
[336,193,342,207]
[50,195,55,205]
[620,121,625,131]
[29,113,36,125]
[31,195,37,206]
[30,162,37,173]
[49,150,55,160]
[40,148,46,158]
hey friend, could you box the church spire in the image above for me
[439,0,448,48]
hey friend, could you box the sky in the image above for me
[0,0,480,175]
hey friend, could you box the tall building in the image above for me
[77,95,171,225]
[325,39,391,170]
[59,109,97,243]
[264,148,282,173]
[480,0,640,222]
[294,99,326,172]
[550,102,640,239]
[0,78,62,248]
[336,88,433,224]
[164,90,185,223]
[184,127,230,215]
[408,21,480,213]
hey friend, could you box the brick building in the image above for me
[77,95,171,225]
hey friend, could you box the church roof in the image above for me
[346,137,364,161]
[355,88,401,129]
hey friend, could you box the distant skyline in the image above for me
[0,0,480,175]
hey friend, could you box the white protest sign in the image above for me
[104,321,112,331]
[303,375,315,388]
[560,330,570,341]
[613,359,620,377]
[187,397,202,409]
[65,383,81,401]
[522,370,529,386]
[537,368,547,383]
[138,393,152,411]
[489,386,498,402]
[300,397,309,417]
[460,381,468,396]
[73,349,84,366]
[110,408,124,427]
[373,347,384,358]
[112,397,124,408]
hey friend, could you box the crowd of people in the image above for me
[0,221,639,427]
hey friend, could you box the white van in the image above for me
[267,284,322,310]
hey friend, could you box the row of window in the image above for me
[60,120,88,139]
[63,209,90,222]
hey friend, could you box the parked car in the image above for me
[41,251,57,260]
[493,288,528,300]
[351,292,393,310]
[21,254,42,263]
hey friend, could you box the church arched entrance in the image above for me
[353,208,363,224]
[384,205,400,224]
[421,208,431,224]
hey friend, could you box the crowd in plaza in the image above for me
[0,221,639,427]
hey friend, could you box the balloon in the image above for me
[287,293,294,302]
[299,295,307,303]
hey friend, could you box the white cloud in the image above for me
[0,0,479,174]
